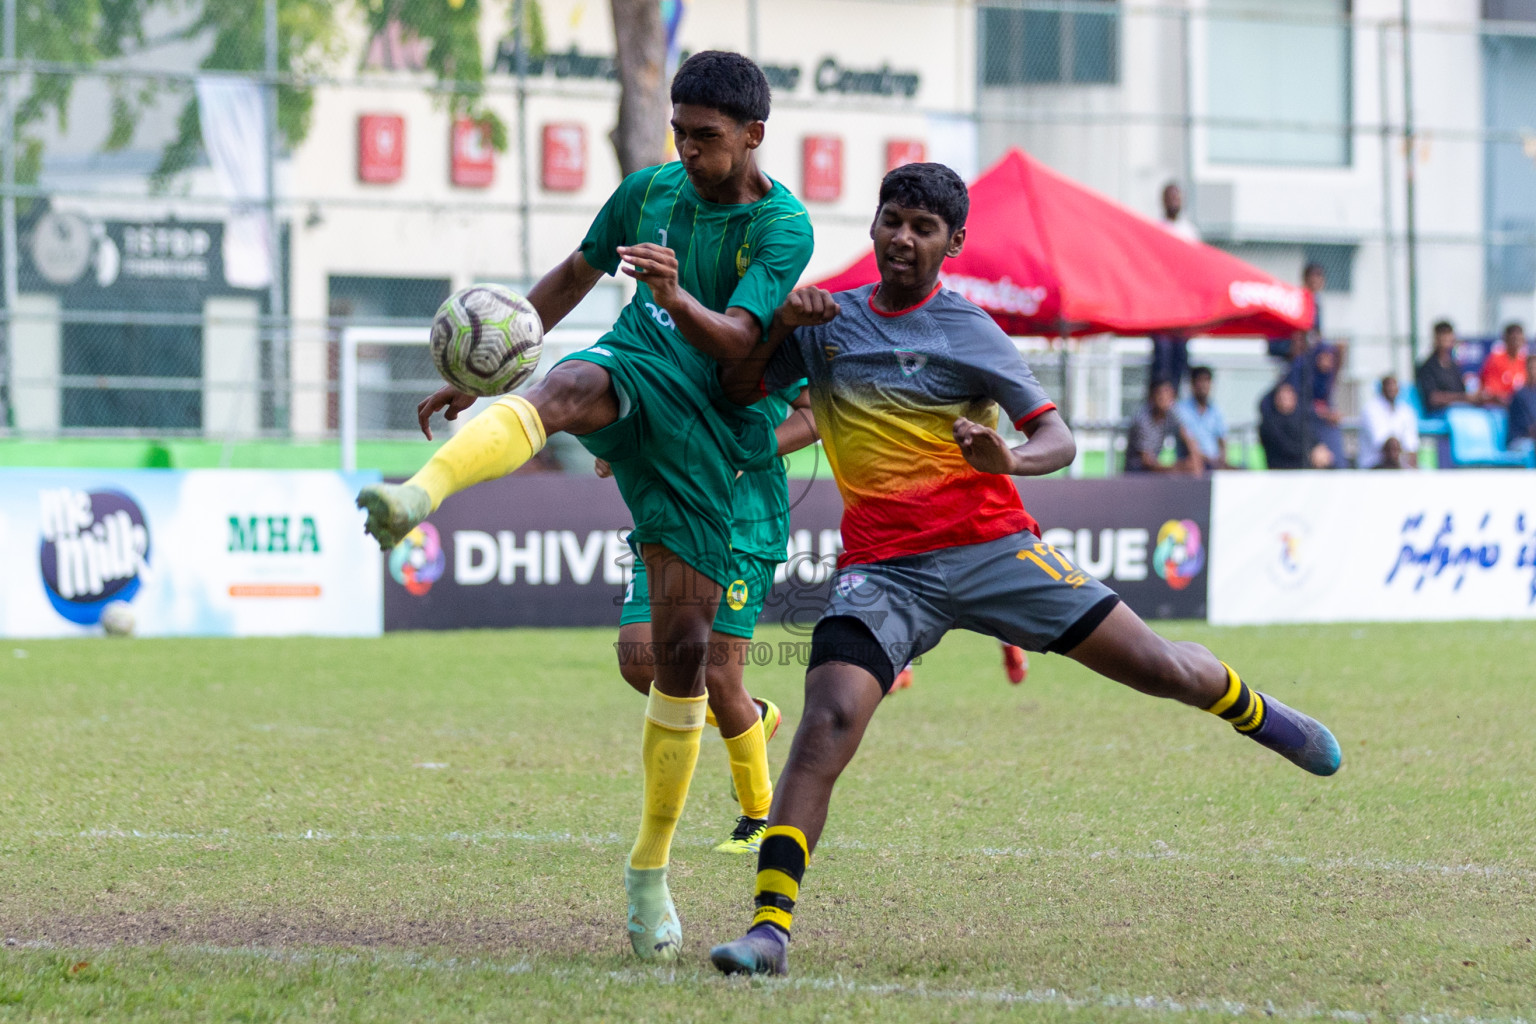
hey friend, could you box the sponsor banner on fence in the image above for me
[1209,471,1536,625]
[0,469,383,638]
[383,473,1209,630]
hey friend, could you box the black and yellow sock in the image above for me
[751,825,808,938]
[1205,662,1266,734]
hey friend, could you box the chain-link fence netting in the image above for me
[2,1,1533,475]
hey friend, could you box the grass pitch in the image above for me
[1,622,1533,1022]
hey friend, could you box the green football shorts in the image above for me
[620,551,779,639]
[559,342,776,588]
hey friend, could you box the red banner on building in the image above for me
[885,139,926,171]
[802,136,843,202]
[451,119,495,188]
[358,114,405,183]
[541,123,587,192]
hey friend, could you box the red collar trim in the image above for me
[868,283,942,318]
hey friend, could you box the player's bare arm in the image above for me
[416,250,606,439]
[776,389,819,455]
[720,287,840,405]
[954,408,1074,476]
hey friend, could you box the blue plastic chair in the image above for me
[1445,406,1536,467]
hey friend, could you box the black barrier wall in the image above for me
[383,475,1210,630]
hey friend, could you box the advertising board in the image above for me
[1209,471,1536,624]
[383,474,1211,631]
[0,469,383,638]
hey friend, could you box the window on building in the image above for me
[1206,0,1352,167]
[1302,243,1356,292]
[980,2,1119,87]
[1484,0,1536,20]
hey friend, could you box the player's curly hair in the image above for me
[878,163,969,233]
[670,51,771,123]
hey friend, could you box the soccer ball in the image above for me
[429,284,544,397]
[100,600,136,637]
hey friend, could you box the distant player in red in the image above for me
[698,163,1341,977]
[887,642,1025,693]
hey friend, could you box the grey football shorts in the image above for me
[818,529,1120,681]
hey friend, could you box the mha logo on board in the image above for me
[38,487,151,625]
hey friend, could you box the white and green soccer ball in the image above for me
[429,284,544,397]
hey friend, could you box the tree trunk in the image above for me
[608,0,669,176]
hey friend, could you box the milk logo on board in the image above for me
[38,487,151,625]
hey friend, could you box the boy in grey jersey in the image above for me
[702,162,1342,978]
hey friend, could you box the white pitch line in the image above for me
[31,827,1535,883]
[7,939,1531,1024]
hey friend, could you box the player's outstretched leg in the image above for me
[356,361,616,549]
[1067,602,1340,776]
[624,545,719,960]
[711,654,887,977]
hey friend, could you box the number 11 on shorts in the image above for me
[1018,543,1090,589]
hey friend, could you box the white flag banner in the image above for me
[195,76,271,290]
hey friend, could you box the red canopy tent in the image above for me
[814,148,1313,338]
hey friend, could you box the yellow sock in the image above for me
[722,720,772,819]
[705,705,718,728]
[406,395,546,511]
[629,688,706,870]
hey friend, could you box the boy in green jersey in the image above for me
[355,52,814,960]
[607,385,816,855]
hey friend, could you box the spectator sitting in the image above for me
[1375,436,1407,469]
[1479,322,1527,406]
[1259,381,1334,470]
[1416,320,1478,415]
[1508,353,1536,456]
[1175,365,1231,469]
[1285,339,1346,465]
[1360,374,1419,469]
[1125,378,1205,474]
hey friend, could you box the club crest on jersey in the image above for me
[823,343,840,361]
[735,241,752,277]
[726,579,750,611]
[894,349,928,377]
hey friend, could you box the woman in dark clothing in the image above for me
[1260,382,1333,470]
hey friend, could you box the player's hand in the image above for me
[417,384,478,440]
[618,243,679,305]
[954,417,1019,475]
[776,287,840,328]
[594,457,613,479]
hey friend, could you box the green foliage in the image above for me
[10,1,149,187]
[360,0,506,153]
[9,0,548,191]
[150,0,345,188]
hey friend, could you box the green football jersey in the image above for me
[731,382,805,563]
[579,161,814,373]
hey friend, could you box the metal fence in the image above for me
[1,0,1533,474]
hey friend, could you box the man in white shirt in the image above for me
[1360,374,1419,469]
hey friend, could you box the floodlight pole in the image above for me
[1400,0,1421,365]
[1,0,16,430]
[514,0,533,285]
[265,0,288,433]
